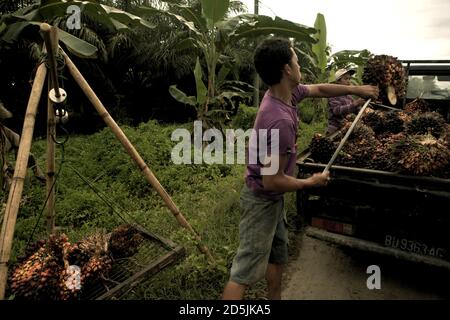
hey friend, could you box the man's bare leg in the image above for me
[222,281,247,300]
[266,263,283,300]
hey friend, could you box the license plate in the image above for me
[384,234,446,258]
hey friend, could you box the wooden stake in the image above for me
[0,63,47,300]
[61,50,214,262]
[45,74,56,235]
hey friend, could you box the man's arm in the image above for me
[306,84,379,99]
[262,154,329,193]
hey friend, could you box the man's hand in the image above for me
[307,172,330,187]
[263,155,331,192]
[353,98,366,107]
[355,85,379,99]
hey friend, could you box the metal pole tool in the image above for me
[323,99,372,173]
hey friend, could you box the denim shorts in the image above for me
[229,185,289,285]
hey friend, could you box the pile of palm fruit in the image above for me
[308,98,450,177]
[108,224,144,259]
[362,54,406,106]
[309,54,449,177]
[9,224,144,300]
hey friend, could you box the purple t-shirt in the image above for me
[327,95,357,133]
[245,85,310,200]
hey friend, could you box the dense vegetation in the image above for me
[0,0,357,299]
[5,117,325,299]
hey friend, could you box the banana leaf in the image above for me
[194,57,207,105]
[229,14,317,44]
[312,13,327,73]
[169,85,197,107]
[200,0,229,28]
[58,28,97,58]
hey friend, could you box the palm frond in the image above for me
[107,31,134,60]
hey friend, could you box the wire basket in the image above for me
[81,226,185,300]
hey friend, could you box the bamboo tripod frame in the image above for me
[0,23,213,299]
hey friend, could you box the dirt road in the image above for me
[282,231,449,300]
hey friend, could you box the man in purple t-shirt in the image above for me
[222,38,379,300]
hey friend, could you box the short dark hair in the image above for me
[254,37,293,86]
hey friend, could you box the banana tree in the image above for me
[291,13,329,85]
[293,13,330,121]
[137,0,317,129]
[169,57,253,131]
[328,49,373,84]
[0,0,157,126]
[0,0,155,58]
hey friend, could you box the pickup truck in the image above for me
[296,60,450,269]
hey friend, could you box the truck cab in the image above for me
[402,60,450,119]
[296,60,450,269]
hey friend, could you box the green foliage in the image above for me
[231,104,257,130]
[10,120,259,298]
[8,115,328,299]
[0,1,156,59]
[140,2,316,130]
[297,118,328,153]
[200,0,229,27]
[298,100,315,125]
[312,13,327,76]
[328,49,373,84]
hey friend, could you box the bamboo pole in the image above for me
[61,50,214,262]
[45,74,56,235]
[0,63,47,300]
[323,99,372,173]
[41,23,63,235]
[40,23,61,98]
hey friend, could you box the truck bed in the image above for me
[296,149,450,266]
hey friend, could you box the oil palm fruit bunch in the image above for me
[404,98,431,114]
[405,112,446,138]
[362,110,384,134]
[78,230,110,256]
[371,141,394,171]
[66,242,91,266]
[443,125,450,147]
[336,122,378,168]
[382,111,404,134]
[73,231,113,286]
[362,55,406,106]
[336,135,378,169]
[9,234,73,300]
[80,255,113,286]
[398,111,413,123]
[341,122,376,141]
[308,133,336,164]
[108,224,145,259]
[18,239,46,262]
[372,133,407,171]
[345,113,357,123]
[392,134,450,176]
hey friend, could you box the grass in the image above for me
[5,117,327,300]
[297,119,328,153]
